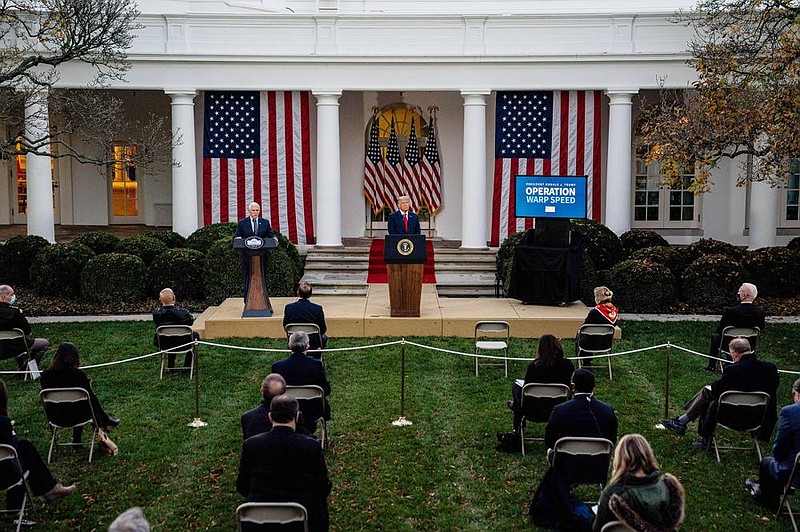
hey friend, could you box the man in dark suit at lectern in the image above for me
[234,202,275,294]
[387,195,420,234]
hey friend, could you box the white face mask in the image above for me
[8,295,16,305]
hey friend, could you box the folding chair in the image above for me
[716,326,761,372]
[709,390,770,463]
[776,451,800,532]
[0,329,33,380]
[474,321,509,377]
[519,383,571,456]
[285,385,328,449]
[576,324,615,379]
[236,502,308,532]
[156,325,196,379]
[39,387,99,463]
[552,437,614,503]
[0,444,36,532]
[285,323,324,363]
[601,521,634,532]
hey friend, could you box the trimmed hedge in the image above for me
[620,229,669,256]
[266,246,298,297]
[81,253,147,303]
[682,254,743,309]
[578,253,599,307]
[203,238,242,305]
[0,235,50,286]
[144,230,187,249]
[276,232,303,281]
[186,223,236,252]
[497,230,529,295]
[570,219,625,271]
[148,249,205,300]
[743,247,800,298]
[605,259,676,313]
[630,246,687,281]
[114,236,168,267]
[74,232,120,254]
[682,238,741,265]
[788,236,800,251]
[30,242,95,297]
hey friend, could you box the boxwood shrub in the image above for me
[81,253,147,303]
[788,236,800,251]
[276,232,303,280]
[74,231,120,254]
[30,242,95,297]
[266,246,298,297]
[570,219,625,271]
[620,229,669,256]
[144,230,187,249]
[497,230,529,295]
[203,238,242,305]
[148,248,205,300]
[115,236,168,266]
[630,246,687,281]
[743,246,800,298]
[578,253,600,307]
[0,235,50,286]
[186,222,236,252]
[682,253,742,309]
[605,259,675,313]
[682,238,741,265]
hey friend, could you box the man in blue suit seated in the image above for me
[387,195,420,234]
[234,202,275,295]
[271,332,331,435]
[747,377,800,513]
[283,282,328,356]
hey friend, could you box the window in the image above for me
[780,158,800,228]
[14,138,56,218]
[632,158,700,229]
[111,144,138,218]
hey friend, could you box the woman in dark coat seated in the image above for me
[576,286,619,358]
[510,334,574,433]
[40,342,119,444]
[0,378,74,515]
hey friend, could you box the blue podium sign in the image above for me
[514,175,587,219]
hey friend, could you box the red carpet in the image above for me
[367,239,436,284]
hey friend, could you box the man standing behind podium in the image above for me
[234,202,275,294]
[387,195,420,234]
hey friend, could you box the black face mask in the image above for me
[735,294,741,303]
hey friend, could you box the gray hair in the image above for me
[108,507,150,532]
[0,285,12,298]
[740,283,758,300]
[729,337,752,356]
[261,373,286,399]
[288,331,310,353]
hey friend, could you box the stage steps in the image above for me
[434,248,498,297]
[300,247,370,296]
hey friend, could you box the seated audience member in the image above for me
[40,342,120,444]
[0,284,49,371]
[283,281,328,355]
[0,378,74,516]
[241,373,287,439]
[108,506,150,532]
[704,282,766,372]
[575,286,618,360]
[152,288,198,369]
[236,394,332,532]
[509,334,574,433]
[272,332,331,435]
[659,337,778,450]
[746,377,800,513]
[593,434,685,531]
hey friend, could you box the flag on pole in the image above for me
[364,112,387,213]
[489,90,602,247]
[403,117,423,212]
[383,117,407,210]
[202,90,315,245]
[420,110,442,214]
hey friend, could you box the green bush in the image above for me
[266,247,298,297]
[787,236,800,251]
[144,230,187,249]
[74,231,120,254]
[605,259,676,313]
[276,232,303,280]
[681,238,741,265]
[743,246,800,298]
[620,229,669,256]
[186,222,236,252]
[578,253,600,307]
[81,253,147,303]
[496,230,529,295]
[30,243,95,297]
[114,236,168,266]
[570,219,626,271]
[682,253,743,309]
[203,238,242,305]
[630,246,687,281]
[148,249,205,300]
[0,235,50,286]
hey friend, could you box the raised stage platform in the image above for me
[193,285,590,339]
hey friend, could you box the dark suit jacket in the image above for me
[241,402,272,440]
[152,305,195,347]
[283,299,328,351]
[709,353,779,440]
[524,359,575,387]
[235,216,274,239]
[237,426,331,532]
[716,303,766,335]
[387,210,420,234]
[0,302,32,360]
[272,354,331,425]
[578,307,617,354]
[544,393,618,450]
[40,367,112,426]
[768,402,800,482]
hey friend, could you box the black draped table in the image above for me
[507,240,582,305]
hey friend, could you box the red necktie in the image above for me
[403,213,408,232]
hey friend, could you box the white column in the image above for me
[749,180,778,249]
[24,89,55,242]
[165,90,199,237]
[604,90,637,235]
[313,91,342,247]
[460,91,490,249]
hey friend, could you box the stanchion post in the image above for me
[664,342,671,418]
[188,341,208,428]
[392,339,412,426]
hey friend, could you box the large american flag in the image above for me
[384,118,410,210]
[363,113,387,213]
[403,118,423,212]
[420,111,442,214]
[202,91,314,245]
[489,90,602,247]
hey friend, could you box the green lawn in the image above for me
[5,320,800,531]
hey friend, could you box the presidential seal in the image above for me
[396,238,415,256]
[245,236,265,250]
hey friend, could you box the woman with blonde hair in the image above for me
[593,434,685,531]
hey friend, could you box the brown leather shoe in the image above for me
[43,483,75,503]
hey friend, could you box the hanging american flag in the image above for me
[363,113,387,213]
[489,90,602,247]
[420,110,442,214]
[383,117,408,210]
[403,117,423,212]
[202,90,314,245]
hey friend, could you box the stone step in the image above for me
[303,261,370,270]
[434,263,498,271]
[437,286,498,297]
[313,286,369,296]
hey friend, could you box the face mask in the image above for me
[735,294,741,303]
[8,295,16,305]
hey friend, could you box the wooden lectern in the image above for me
[234,236,278,317]
[384,234,427,317]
